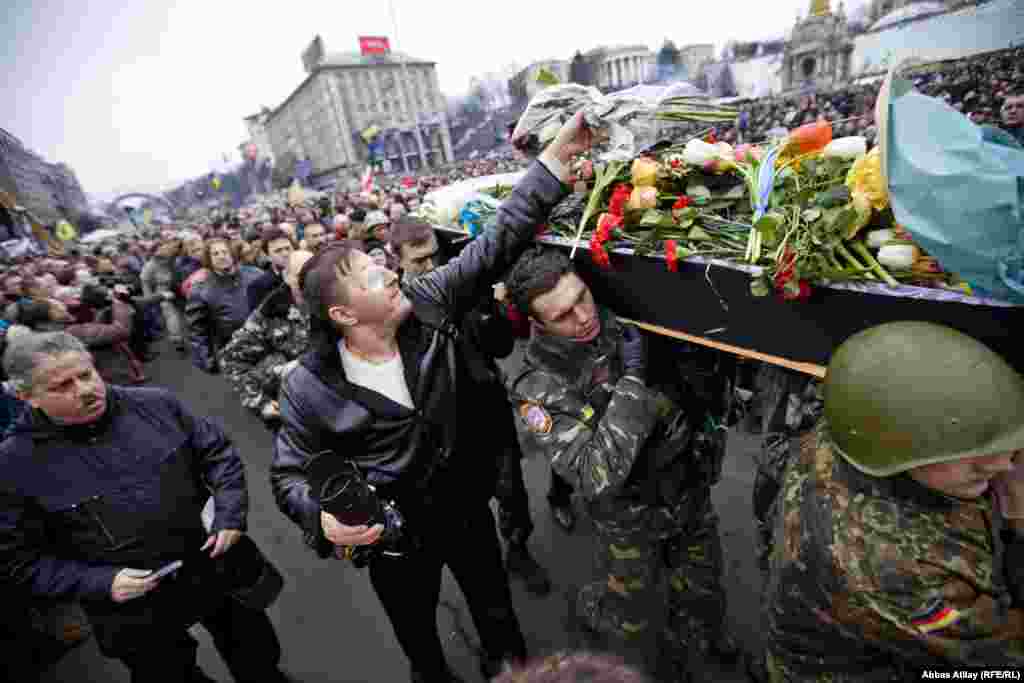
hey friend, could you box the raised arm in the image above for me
[408,114,589,320]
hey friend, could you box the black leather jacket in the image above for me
[186,266,264,370]
[270,161,566,556]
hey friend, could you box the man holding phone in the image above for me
[0,332,289,683]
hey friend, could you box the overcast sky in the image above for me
[2,0,856,200]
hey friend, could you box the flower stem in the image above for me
[851,241,899,286]
[835,242,876,280]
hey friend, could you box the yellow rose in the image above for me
[627,186,658,211]
[845,148,889,211]
[631,157,660,187]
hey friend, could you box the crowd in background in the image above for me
[731,46,1024,145]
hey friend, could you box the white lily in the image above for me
[824,136,867,160]
[866,229,895,249]
[682,139,719,166]
[877,244,920,270]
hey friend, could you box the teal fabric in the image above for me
[885,79,1024,303]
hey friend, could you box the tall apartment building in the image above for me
[262,35,453,183]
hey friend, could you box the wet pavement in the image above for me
[41,340,764,682]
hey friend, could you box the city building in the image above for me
[781,0,855,91]
[678,44,715,83]
[585,45,654,90]
[262,35,454,184]
[0,127,89,224]
[865,0,967,29]
[508,60,570,103]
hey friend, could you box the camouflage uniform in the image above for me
[220,285,310,428]
[750,365,823,577]
[764,421,1024,680]
[508,309,729,678]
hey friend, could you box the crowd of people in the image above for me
[1,48,1023,683]
[715,46,1024,147]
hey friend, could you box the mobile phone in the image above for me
[149,560,183,580]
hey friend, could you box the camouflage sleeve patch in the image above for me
[519,402,552,435]
[513,371,660,501]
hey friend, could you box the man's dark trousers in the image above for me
[368,501,526,681]
[102,593,281,683]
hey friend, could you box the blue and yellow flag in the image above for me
[879,60,1024,303]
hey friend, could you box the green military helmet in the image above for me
[824,321,1024,477]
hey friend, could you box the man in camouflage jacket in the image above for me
[504,248,732,681]
[221,250,312,429]
[762,322,1024,681]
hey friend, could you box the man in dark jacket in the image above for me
[0,331,287,682]
[186,238,264,373]
[270,113,590,682]
[247,227,296,313]
[390,220,552,596]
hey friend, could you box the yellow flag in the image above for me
[56,219,77,242]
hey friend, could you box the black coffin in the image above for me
[434,227,1024,374]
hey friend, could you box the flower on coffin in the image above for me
[780,279,813,302]
[682,139,735,174]
[671,196,692,222]
[846,148,889,211]
[590,232,611,269]
[734,144,763,163]
[665,239,679,272]
[627,186,658,211]
[608,183,633,217]
[824,136,867,160]
[596,213,621,242]
[877,244,920,270]
[630,157,659,187]
[784,120,833,155]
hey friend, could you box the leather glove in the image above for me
[620,324,646,382]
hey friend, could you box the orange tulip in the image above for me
[786,120,833,155]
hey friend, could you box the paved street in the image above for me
[41,340,765,683]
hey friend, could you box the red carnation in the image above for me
[780,280,812,302]
[665,240,679,272]
[672,196,691,210]
[670,159,681,169]
[608,183,633,217]
[706,131,717,144]
[773,247,798,290]
[596,213,621,242]
[590,233,611,269]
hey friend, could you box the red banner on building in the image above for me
[358,36,390,55]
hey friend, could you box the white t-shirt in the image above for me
[339,341,415,410]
